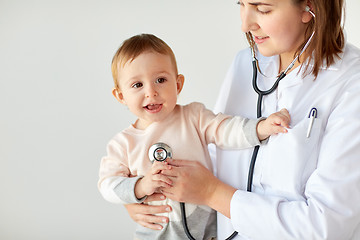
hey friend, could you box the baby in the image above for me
[98,33,290,240]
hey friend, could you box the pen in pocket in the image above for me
[307,108,317,138]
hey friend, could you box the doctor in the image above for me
[125,0,360,239]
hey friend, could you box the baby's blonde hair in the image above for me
[111,34,178,89]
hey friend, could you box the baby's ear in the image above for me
[112,88,126,105]
[176,74,185,94]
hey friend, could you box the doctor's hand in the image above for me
[124,193,172,230]
[257,108,291,141]
[160,159,235,218]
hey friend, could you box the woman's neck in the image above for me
[279,52,303,75]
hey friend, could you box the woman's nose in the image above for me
[241,7,259,33]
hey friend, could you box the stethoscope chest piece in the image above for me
[148,142,172,163]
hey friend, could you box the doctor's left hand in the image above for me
[160,159,236,218]
[124,193,172,230]
[159,159,214,205]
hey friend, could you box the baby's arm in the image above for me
[256,108,291,141]
[134,161,173,199]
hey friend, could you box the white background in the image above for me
[1,0,359,239]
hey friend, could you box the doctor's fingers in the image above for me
[137,220,165,230]
[160,165,182,178]
[124,203,171,230]
[143,193,166,202]
[162,161,209,179]
[167,158,202,168]
[152,173,173,186]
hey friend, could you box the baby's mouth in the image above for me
[144,104,162,112]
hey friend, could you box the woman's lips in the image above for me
[254,36,269,44]
[144,104,162,113]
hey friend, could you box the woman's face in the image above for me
[239,0,310,64]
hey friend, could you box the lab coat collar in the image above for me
[255,41,346,92]
[256,46,344,75]
[255,53,303,91]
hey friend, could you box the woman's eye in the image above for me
[156,77,166,84]
[257,7,271,14]
[258,10,270,14]
[131,82,143,88]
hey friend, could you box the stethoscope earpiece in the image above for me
[305,5,316,18]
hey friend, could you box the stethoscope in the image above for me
[148,8,316,240]
[148,143,197,240]
[247,30,316,192]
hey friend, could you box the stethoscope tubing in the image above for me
[180,202,196,240]
[179,59,287,240]
[248,59,287,191]
[228,59,287,239]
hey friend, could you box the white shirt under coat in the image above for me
[212,43,360,240]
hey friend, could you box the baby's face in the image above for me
[116,51,182,129]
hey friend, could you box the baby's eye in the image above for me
[156,77,167,84]
[131,82,143,88]
[236,1,243,6]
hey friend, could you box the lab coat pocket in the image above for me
[259,116,322,198]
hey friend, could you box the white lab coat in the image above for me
[213,43,360,240]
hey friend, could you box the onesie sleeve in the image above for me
[190,102,261,149]
[98,138,146,204]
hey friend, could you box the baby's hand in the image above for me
[134,161,172,199]
[257,108,291,141]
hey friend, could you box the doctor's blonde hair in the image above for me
[246,0,345,78]
[111,34,179,89]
